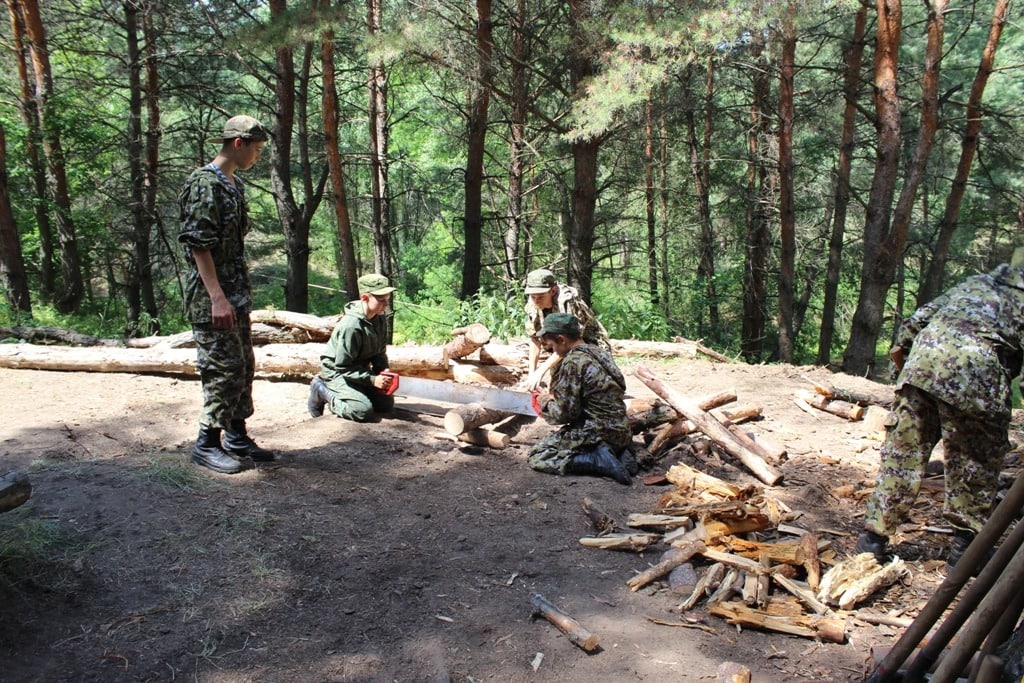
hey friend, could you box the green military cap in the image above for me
[525,268,557,294]
[358,273,396,295]
[211,115,270,143]
[539,312,580,337]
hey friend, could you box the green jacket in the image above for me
[320,301,390,389]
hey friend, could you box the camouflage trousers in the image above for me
[864,384,1008,537]
[193,315,255,430]
[322,377,394,422]
[528,424,630,475]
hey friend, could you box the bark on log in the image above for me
[811,381,889,407]
[449,361,519,385]
[626,541,706,591]
[249,309,338,340]
[0,470,31,513]
[797,390,864,420]
[635,365,782,485]
[708,600,846,643]
[582,497,622,535]
[649,403,762,457]
[444,403,514,435]
[647,392,745,455]
[443,323,491,361]
[531,593,600,652]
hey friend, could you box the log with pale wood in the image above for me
[816,553,909,610]
[810,381,890,407]
[443,403,513,435]
[797,389,864,420]
[647,392,747,456]
[578,533,661,551]
[0,470,31,513]
[634,365,782,485]
[455,428,510,449]
[708,599,846,643]
[443,323,491,361]
[531,593,600,652]
[716,662,752,683]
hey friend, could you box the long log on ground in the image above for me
[0,470,32,513]
[810,381,889,407]
[708,600,846,643]
[797,390,864,420]
[635,366,781,485]
[649,402,762,457]
[449,361,519,385]
[531,593,600,652]
[444,403,514,435]
[578,533,661,551]
[249,309,338,340]
[443,323,491,361]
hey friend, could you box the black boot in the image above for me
[566,443,632,485]
[855,530,889,562]
[223,420,275,462]
[946,529,994,574]
[193,426,251,474]
[307,377,331,417]
[619,444,639,476]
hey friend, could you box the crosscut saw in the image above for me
[383,372,536,416]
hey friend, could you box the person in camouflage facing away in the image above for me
[856,254,1024,571]
[178,115,274,474]
[528,313,634,485]
[523,268,610,391]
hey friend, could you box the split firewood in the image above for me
[0,470,31,513]
[716,662,752,683]
[443,323,491,362]
[800,532,821,592]
[771,573,833,616]
[706,567,743,608]
[708,600,847,643]
[634,365,782,485]
[626,541,706,592]
[531,593,600,652]
[666,509,774,546]
[700,548,768,575]
[663,461,746,500]
[582,497,622,536]
[578,533,660,552]
[711,535,805,566]
[625,513,692,531]
[678,562,725,611]
[797,390,864,421]
[443,403,513,435]
[816,553,910,610]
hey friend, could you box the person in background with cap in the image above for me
[178,114,273,475]
[529,312,634,485]
[523,268,610,391]
[856,251,1024,572]
[307,273,398,422]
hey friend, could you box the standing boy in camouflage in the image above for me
[178,115,274,474]
[523,268,610,390]
[856,256,1024,570]
[307,273,397,422]
[529,313,633,485]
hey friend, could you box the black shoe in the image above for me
[566,443,632,485]
[946,530,995,575]
[224,420,275,462]
[307,377,330,417]
[619,445,639,476]
[193,427,252,474]
[855,530,889,562]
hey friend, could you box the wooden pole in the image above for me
[634,365,782,485]
[531,593,600,652]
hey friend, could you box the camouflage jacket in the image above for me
[895,263,1024,419]
[320,301,390,389]
[539,343,629,443]
[525,284,610,350]
[177,164,252,324]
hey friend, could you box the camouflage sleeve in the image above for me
[539,355,584,425]
[177,172,224,251]
[524,300,543,338]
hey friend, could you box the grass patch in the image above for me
[0,515,93,592]
[139,456,214,493]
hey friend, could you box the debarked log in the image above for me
[443,323,491,361]
[708,600,847,643]
[797,390,864,421]
[444,403,514,435]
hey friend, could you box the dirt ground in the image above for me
[1,355,1013,682]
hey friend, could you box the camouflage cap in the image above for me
[358,273,396,296]
[210,115,270,143]
[525,268,557,294]
[539,312,581,338]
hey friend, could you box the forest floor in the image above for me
[1,354,1018,682]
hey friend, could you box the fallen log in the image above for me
[443,403,513,435]
[578,533,660,551]
[708,600,846,643]
[531,593,600,652]
[810,380,889,407]
[648,396,751,456]
[797,390,864,421]
[249,309,338,341]
[626,541,706,592]
[634,365,782,485]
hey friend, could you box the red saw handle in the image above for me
[379,369,400,395]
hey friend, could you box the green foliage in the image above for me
[0,514,94,592]
[592,279,670,342]
[394,291,525,345]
